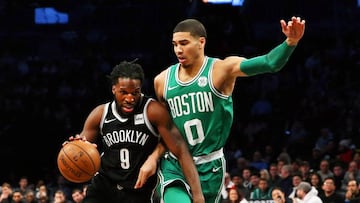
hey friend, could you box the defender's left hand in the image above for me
[281,16,305,45]
[134,155,158,189]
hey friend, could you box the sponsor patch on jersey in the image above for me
[197,76,207,87]
[134,114,144,125]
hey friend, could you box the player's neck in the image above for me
[178,56,205,81]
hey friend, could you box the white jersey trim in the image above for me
[169,147,224,165]
[99,102,110,135]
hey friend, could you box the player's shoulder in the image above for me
[146,98,162,108]
[154,69,168,94]
[155,63,177,78]
[146,99,169,120]
[154,68,168,81]
[146,95,167,110]
[141,95,156,103]
[92,103,106,114]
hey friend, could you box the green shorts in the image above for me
[158,149,225,203]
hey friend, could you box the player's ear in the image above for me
[112,85,116,95]
[199,37,206,49]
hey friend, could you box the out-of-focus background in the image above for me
[1,0,360,201]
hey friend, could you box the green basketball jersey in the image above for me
[164,56,233,157]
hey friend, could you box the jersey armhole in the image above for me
[99,102,110,135]
[163,68,171,100]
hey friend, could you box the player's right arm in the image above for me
[79,104,104,143]
[134,72,169,189]
[63,104,103,146]
[134,72,169,188]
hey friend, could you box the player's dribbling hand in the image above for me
[280,16,305,46]
[62,134,97,148]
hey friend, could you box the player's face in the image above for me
[112,78,142,117]
[172,32,205,68]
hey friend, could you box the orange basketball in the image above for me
[57,140,101,183]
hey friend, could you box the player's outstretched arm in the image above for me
[239,16,305,76]
[62,105,103,147]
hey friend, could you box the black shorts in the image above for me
[83,173,157,203]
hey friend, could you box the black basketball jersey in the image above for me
[98,95,160,189]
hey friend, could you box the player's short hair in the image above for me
[173,18,207,38]
[108,59,144,85]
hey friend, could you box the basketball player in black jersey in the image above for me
[69,60,204,203]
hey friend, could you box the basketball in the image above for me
[57,140,101,183]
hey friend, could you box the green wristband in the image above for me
[240,41,296,76]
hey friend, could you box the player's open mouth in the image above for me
[178,57,186,63]
[122,106,134,113]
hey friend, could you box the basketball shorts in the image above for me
[83,173,157,203]
[158,148,225,203]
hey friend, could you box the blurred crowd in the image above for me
[0,175,86,203]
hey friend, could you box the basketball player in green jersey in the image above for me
[152,17,305,203]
